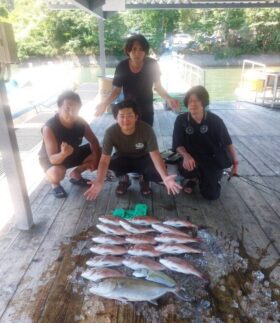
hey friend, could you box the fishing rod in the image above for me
[226,171,280,195]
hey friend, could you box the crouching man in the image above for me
[39,90,101,198]
[84,99,181,200]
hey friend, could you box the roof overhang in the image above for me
[44,0,280,18]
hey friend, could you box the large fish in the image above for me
[125,234,156,245]
[154,233,201,244]
[92,234,126,245]
[90,244,127,255]
[163,219,197,229]
[86,255,124,267]
[122,256,165,271]
[82,268,125,281]
[96,223,129,236]
[89,277,187,303]
[159,257,206,280]
[99,215,121,226]
[119,220,155,234]
[128,244,162,257]
[155,244,203,254]
[133,268,176,287]
[151,223,190,237]
[127,216,161,226]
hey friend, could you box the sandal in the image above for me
[116,175,131,196]
[183,180,197,194]
[139,179,152,196]
[70,177,91,187]
[52,185,67,198]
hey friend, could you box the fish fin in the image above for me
[148,300,158,306]
[174,289,189,301]
[117,297,129,304]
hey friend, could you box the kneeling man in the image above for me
[84,99,181,200]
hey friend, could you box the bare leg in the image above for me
[46,165,66,188]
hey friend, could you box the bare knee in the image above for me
[46,166,66,185]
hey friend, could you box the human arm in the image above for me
[227,144,239,177]
[84,124,102,170]
[154,80,180,111]
[95,86,122,116]
[84,154,111,200]
[149,150,181,195]
[42,126,73,165]
[176,146,196,171]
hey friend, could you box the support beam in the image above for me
[0,80,34,230]
[96,7,106,77]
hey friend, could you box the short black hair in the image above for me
[124,34,150,56]
[57,90,82,107]
[112,99,140,119]
[183,85,210,109]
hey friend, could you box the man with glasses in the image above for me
[39,90,101,198]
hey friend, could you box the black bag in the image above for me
[212,146,232,169]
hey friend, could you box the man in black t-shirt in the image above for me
[95,34,179,126]
[39,91,101,198]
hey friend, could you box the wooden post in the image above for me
[0,79,34,230]
[97,13,106,77]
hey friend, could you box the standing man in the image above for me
[39,91,101,198]
[95,34,179,126]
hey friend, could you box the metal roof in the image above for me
[44,1,280,18]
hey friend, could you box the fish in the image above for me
[82,268,125,281]
[133,268,176,287]
[125,234,156,245]
[119,220,155,234]
[151,223,190,237]
[89,277,187,303]
[128,244,162,257]
[90,244,127,255]
[96,223,129,236]
[159,257,206,280]
[92,234,126,245]
[127,216,161,226]
[99,215,121,226]
[163,219,197,229]
[154,233,201,244]
[122,256,165,271]
[155,244,203,254]
[86,255,124,267]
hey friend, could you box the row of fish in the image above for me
[81,215,206,303]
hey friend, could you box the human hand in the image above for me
[163,175,182,195]
[84,180,103,200]
[229,162,238,178]
[61,142,73,157]
[183,154,196,171]
[94,102,107,117]
[166,97,180,111]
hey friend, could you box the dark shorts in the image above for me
[39,143,92,172]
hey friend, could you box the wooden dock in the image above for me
[0,101,280,322]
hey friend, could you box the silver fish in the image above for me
[151,223,190,236]
[92,234,126,245]
[86,255,124,267]
[128,216,161,226]
[89,277,186,303]
[154,233,201,244]
[96,223,129,236]
[155,244,203,254]
[159,257,206,280]
[133,268,176,287]
[125,234,156,245]
[90,244,127,255]
[163,219,197,229]
[122,256,165,271]
[128,244,162,257]
[119,220,155,234]
[82,268,125,281]
[99,215,122,226]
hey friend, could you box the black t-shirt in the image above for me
[113,57,161,108]
[39,114,87,159]
[172,111,232,157]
